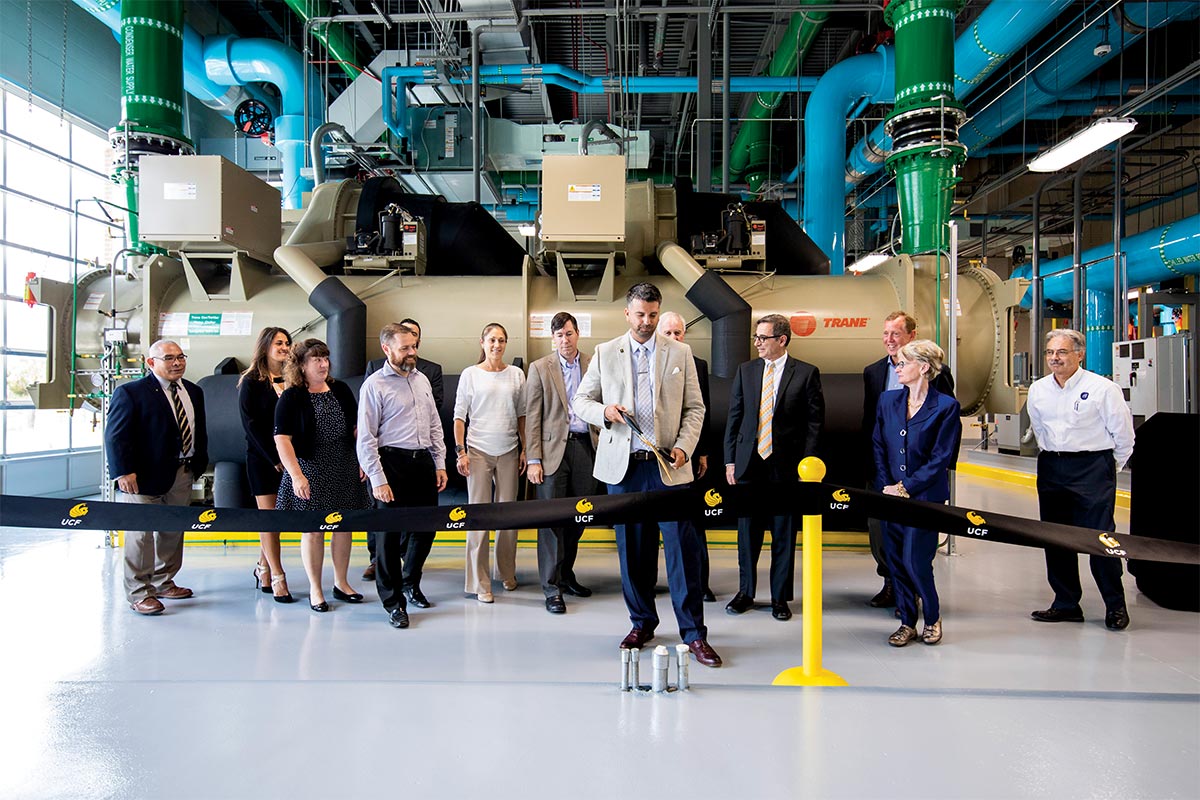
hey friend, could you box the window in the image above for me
[1,80,123,456]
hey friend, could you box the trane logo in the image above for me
[823,317,869,329]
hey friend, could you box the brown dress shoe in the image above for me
[362,561,376,581]
[619,627,654,650]
[131,597,165,615]
[688,639,722,668]
[158,586,193,599]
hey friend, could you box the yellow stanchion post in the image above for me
[772,457,848,687]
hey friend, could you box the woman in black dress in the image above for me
[238,327,295,602]
[274,339,369,612]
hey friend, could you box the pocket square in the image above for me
[671,366,681,375]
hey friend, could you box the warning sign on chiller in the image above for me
[567,183,602,202]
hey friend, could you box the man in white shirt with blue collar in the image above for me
[1027,329,1135,631]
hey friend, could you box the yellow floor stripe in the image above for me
[956,462,1131,510]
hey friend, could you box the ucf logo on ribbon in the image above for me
[192,508,218,530]
[1098,533,1126,556]
[830,488,850,510]
[320,511,343,531]
[447,506,467,529]
[965,510,988,537]
[61,502,89,526]
[575,498,594,523]
[703,489,723,517]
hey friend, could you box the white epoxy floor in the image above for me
[0,472,1197,799]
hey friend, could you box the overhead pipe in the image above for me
[203,35,325,209]
[73,0,276,121]
[1014,214,1200,306]
[283,0,363,80]
[802,47,894,271]
[727,6,830,192]
[310,122,352,185]
[657,242,752,378]
[884,0,967,258]
[958,2,1200,153]
[845,0,1073,194]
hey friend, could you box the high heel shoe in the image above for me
[332,586,364,603]
[271,574,295,604]
[253,565,272,594]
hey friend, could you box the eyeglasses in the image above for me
[1044,349,1076,358]
[752,334,783,343]
[158,354,188,363]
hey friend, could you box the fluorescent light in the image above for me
[849,252,890,273]
[517,224,537,237]
[1027,117,1137,173]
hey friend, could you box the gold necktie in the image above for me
[757,361,775,459]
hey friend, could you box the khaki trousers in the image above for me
[464,447,519,594]
[119,465,192,602]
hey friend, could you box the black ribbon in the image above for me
[1,483,1195,566]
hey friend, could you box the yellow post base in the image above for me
[772,667,849,687]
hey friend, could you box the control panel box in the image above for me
[1113,335,1191,418]
[539,155,626,243]
[139,155,282,264]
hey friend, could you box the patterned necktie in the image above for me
[169,381,193,457]
[757,360,775,459]
[634,347,655,445]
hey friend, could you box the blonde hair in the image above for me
[900,339,944,378]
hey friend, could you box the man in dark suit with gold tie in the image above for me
[106,339,208,616]
[724,314,824,621]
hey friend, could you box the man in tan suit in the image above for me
[525,311,599,614]
[573,283,721,667]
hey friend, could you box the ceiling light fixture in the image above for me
[1027,117,1137,173]
[848,252,890,273]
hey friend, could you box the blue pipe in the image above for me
[844,0,1074,193]
[382,65,817,142]
[1014,214,1200,306]
[960,2,1200,153]
[802,48,894,272]
[1086,290,1115,375]
[203,36,324,209]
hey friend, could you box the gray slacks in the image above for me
[535,437,597,597]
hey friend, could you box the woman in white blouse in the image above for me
[454,322,526,603]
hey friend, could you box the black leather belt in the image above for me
[630,450,656,462]
[567,431,591,442]
[1041,449,1113,458]
[380,446,430,458]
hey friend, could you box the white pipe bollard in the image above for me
[629,648,641,690]
[675,643,690,691]
[652,645,670,692]
[620,648,632,691]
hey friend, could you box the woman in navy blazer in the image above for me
[873,340,961,647]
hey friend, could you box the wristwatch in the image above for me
[455,445,467,455]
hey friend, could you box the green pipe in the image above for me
[883,0,966,259]
[284,0,362,80]
[727,5,829,190]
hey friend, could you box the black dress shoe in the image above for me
[332,587,364,603]
[688,638,722,668]
[310,601,329,613]
[388,608,409,629]
[1031,607,1085,623]
[725,592,754,615]
[545,594,567,614]
[1105,607,1130,631]
[405,586,432,608]
[702,588,716,603]
[619,627,654,649]
[561,579,592,598]
[869,581,895,608]
[771,602,792,621]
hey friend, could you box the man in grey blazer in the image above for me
[525,311,599,614]
[573,283,721,667]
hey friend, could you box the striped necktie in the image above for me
[757,360,775,460]
[634,346,655,446]
[169,381,193,457]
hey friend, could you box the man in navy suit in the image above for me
[861,311,954,609]
[724,313,824,621]
[106,339,208,615]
